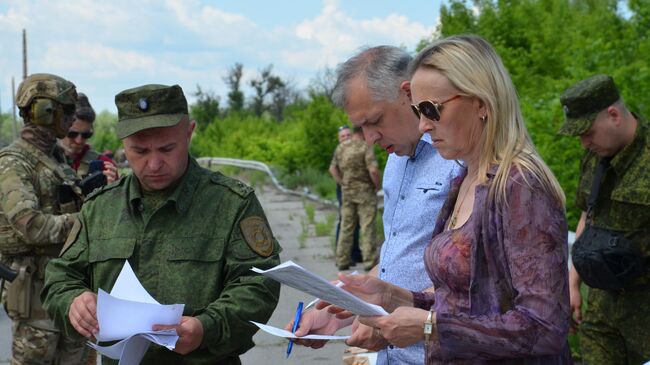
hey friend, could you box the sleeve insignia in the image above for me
[240,216,274,257]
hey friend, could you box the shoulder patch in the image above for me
[60,218,82,256]
[85,176,126,201]
[240,216,274,257]
[210,172,254,198]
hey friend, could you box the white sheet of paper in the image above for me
[96,289,184,342]
[251,261,387,316]
[88,329,178,365]
[250,321,350,340]
[109,261,159,304]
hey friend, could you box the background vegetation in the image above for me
[2,0,648,228]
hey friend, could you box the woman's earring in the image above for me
[481,115,488,123]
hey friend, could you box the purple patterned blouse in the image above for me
[413,166,572,364]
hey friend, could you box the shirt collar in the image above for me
[610,114,647,176]
[128,157,202,215]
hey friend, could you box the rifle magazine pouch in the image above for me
[5,259,33,319]
[572,226,646,291]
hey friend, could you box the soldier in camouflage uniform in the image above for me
[41,84,282,365]
[559,74,650,364]
[0,73,88,364]
[329,126,381,271]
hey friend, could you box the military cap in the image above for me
[15,73,77,108]
[115,84,188,139]
[558,74,620,136]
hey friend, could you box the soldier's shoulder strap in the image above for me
[85,176,127,201]
[209,171,254,198]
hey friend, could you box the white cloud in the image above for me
[165,0,260,47]
[40,42,155,78]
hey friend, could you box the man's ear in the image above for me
[188,120,196,140]
[606,105,622,126]
[400,81,411,100]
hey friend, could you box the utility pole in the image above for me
[11,77,18,139]
[22,29,28,80]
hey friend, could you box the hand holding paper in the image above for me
[89,261,185,365]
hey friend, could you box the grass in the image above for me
[304,201,316,224]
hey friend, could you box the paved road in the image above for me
[1,183,362,364]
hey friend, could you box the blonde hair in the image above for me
[410,35,565,207]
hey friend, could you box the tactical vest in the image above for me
[0,138,81,256]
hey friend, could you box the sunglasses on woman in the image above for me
[411,94,463,121]
[67,130,94,139]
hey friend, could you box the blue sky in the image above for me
[0,0,445,113]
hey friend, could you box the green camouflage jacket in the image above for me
[576,115,650,282]
[330,139,378,195]
[42,157,282,365]
[0,137,79,256]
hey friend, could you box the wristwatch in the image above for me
[423,310,434,339]
[423,310,434,354]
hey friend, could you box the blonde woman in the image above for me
[331,35,572,363]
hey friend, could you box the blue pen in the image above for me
[287,301,303,358]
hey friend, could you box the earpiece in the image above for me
[30,98,61,127]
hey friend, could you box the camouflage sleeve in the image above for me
[0,155,75,247]
[41,214,91,339]
[365,145,378,168]
[330,147,339,168]
[194,193,281,357]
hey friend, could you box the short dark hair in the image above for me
[75,93,96,123]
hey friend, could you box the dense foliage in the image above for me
[434,0,650,227]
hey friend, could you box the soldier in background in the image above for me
[333,125,362,264]
[0,73,88,364]
[42,84,281,365]
[329,126,381,271]
[559,75,650,364]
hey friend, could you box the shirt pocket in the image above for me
[88,237,136,292]
[164,237,225,311]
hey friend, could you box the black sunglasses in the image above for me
[67,130,93,139]
[411,94,463,121]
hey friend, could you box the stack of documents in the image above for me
[88,261,184,365]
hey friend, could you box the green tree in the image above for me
[190,85,220,130]
[223,63,245,113]
[249,65,285,117]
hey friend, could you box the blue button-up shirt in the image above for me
[377,134,460,365]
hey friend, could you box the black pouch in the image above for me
[572,225,646,291]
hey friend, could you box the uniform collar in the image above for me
[128,156,202,215]
[610,114,647,176]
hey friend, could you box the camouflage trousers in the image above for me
[11,319,88,365]
[336,190,377,270]
[580,286,650,364]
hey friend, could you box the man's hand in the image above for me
[347,318,388,351]
[569,266,583,333]
[283,308,352,349]
[153,316,203,355]
[69,291,99,338]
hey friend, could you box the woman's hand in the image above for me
[358,307,430,348]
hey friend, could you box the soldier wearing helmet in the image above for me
[0,73,89,364]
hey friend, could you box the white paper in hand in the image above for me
[251,261,387,316]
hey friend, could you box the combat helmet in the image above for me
[16,73,77,108]
[15,73,77,137]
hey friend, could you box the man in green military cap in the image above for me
[559,74,650,364]
[0,73,89,365]
[42,84,282,365]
